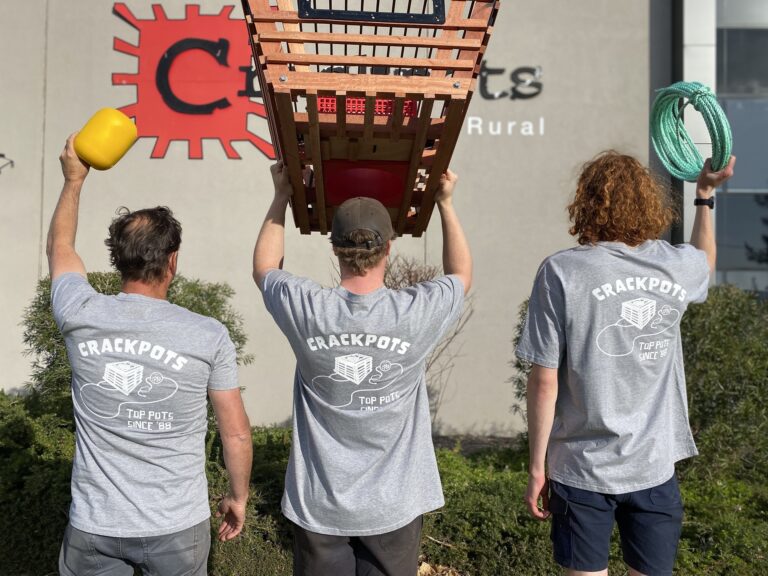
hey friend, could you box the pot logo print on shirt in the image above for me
[79,364,178,431]
[73,338,187,431]
[591,276,685,361]
[311,357,404,410]
[305,333,411,410]
[112,3,275,160]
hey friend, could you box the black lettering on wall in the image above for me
[510,66,543,100]
[479,60,509,100]
[156,38,231,114]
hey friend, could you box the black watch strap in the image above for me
[694,197,715,209]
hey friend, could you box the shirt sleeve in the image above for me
[260,269,294,315]
[415,274,466,342]
[50,272,97,331]
[515,260,566,369]
[207,327,239,390]
[260,269,308,334]
[680,244,711,304]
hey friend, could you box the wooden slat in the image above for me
[269,71,469,98]
[306,92,328,234]
[454,0,499,79]
[311,137,414,162]
[276,0,309,72]
[396,97,434,234]
[413,98,467,235]
[363,93,376,141]
[275,92,311,233]
[243,0,289,162]
[432,0,465,80]
[255,31,483,51]
[391,95,405,141]
[250,11,492,31]
[266,53,475,71]
[335,93,346,138]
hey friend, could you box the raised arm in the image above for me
[46,134,90,280]
[252,161,293,290]
[434,170,472,294]
[691,156,735,272]
[525,363,558,520]
[209,388,253,542]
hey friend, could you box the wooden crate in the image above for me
[241,0,499,236]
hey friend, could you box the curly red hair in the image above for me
[568,151,678,246]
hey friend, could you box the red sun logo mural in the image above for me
[112,3,275,160]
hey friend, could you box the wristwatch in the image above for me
[694,197,715,209]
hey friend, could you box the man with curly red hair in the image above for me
[516,151,735,576]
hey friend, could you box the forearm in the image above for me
[47,178,88,279]
[221,432,253,503]
[253,196,290,286]
[47,179,83,258]
[437,199,472,292]
[690,155,736,271]
[690,183,716,271]
[526,368,558,477]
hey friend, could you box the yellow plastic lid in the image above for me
[74,108,138,170]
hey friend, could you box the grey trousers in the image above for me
[292,516,423,576]
[58,518,210,576]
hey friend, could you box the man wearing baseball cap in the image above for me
[252,162,471,575]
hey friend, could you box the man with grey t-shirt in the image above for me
[51,134,252,576]
[253,162,471,575]
[517,152,735,576]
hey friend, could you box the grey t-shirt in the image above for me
[516,241,709,493]
[52,273,239,537]
[262,269,464,536]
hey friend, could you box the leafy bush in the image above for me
[678,285,768,482]
[676,476,768,574]
[0,391,75,575]
[508,299,531,425]
[207,428,294,576]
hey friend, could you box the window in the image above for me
[715,0,768,294]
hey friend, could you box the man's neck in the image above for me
[339,268,385,295]
[121,279,170,300]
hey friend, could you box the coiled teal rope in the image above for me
[651,81,732,182]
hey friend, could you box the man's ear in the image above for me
[385,240,392,256]
[168,251,179,278]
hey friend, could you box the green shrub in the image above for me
[678,285,768,482]
[676,476,768,574]
[508,299,531,426]
[207,428,293,576]
[0,391,75,576]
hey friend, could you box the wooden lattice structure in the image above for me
[241,0,499,236]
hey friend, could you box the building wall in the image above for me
[0,0,652,434]
[681,0,717,241]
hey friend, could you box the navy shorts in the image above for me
[549,474,683,575]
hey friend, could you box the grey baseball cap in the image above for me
[331,197,395,248]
